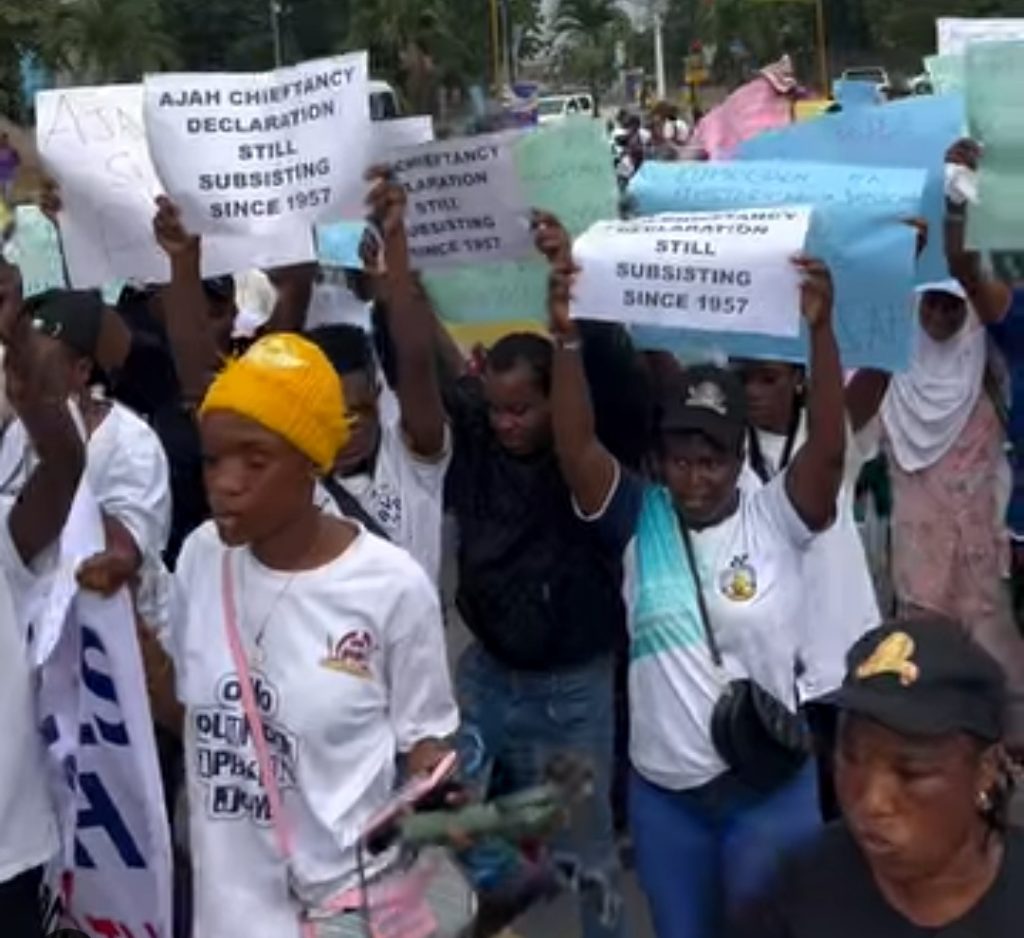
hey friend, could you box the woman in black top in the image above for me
[742,615,1022,937]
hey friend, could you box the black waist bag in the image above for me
[680,526,811,794]
[710,679,812,793]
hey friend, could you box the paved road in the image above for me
[510,874,654,937]
[442,532,655,937]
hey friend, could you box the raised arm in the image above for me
[945,139,1011,325]
[845,369,890,434]
[537,212,617,515]
[264,262,317,333]
[0,264,85,565]
[785,258,846,532]
[367,168,446,458]
[153,197,221,406]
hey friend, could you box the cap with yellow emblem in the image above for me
[823,617,1007,743]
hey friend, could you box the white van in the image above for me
[537,93,595,125]
[369,80,400,120]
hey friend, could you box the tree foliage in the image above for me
[6,0,1024,124]
[550,0,631,100]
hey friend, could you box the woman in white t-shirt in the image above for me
[737,360,889,819]
[0,275,87,938]
[0,289,170,629]
[538,216,846,938]
[147,332,464,938]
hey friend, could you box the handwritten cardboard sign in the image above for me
[736,94,964,285]
[627,160,925,368]
[965,41,1024,250]
[36,83,315,287]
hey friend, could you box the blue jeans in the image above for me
[630,764,820,938]
[455,643,626,938]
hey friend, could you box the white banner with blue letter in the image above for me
[32,485,172,938]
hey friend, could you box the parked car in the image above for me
[840,66,890,86]
[537,93,595,125]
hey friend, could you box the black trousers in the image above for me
[0,865,44,938]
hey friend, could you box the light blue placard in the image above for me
[3,206,66,298]
[626,160,925,369]
[316,221,367,270]
[832,79,880,110]
[737,93,965,285]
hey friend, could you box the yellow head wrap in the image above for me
[200,333,349,473]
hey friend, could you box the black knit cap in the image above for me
[26,288,105,360]
[823,616,1007,743]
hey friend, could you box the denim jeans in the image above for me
[454,643,626,938]
[630,763,820,938]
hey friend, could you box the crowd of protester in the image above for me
[0,93,1021,938]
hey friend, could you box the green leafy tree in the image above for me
[550,0,632,105]
[158,0,276,70]
[63,0,178,82]
[0,0,75,119]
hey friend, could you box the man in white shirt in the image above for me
[0,269,87,937]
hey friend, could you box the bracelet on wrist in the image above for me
[554,335,582,352]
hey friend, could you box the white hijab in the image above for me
[882,280,986,473]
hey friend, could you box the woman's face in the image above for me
[919,291,968,343]
[201,410,314,547]
[739,361,802,435]
[836,715,998,884]
[660,431,742,527]
[484,362,552,457]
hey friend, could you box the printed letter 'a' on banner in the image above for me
[34,487,172,938]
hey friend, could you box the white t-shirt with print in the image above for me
[583,468,814,792]
[0,401,171,627]
[166,521,458,938]
[0,509,59,883]
[743,418,880,700]
[316,407,451,584]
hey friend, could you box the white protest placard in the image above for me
[144,53,370,236]
[372,115,434,161]
[36,84,315,287]
[392,130,532,269]
[938,18,1024,55]
[571,207,813,336]
[34,486,172,938]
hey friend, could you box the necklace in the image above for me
[237,521,324,666]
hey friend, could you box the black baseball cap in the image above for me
[824,617,1007,743]
[658,363,748,453]
[26,288,105,360]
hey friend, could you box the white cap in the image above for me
[915,279,967,300]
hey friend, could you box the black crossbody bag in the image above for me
[321,476,392,541]
[679,523,811,793]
